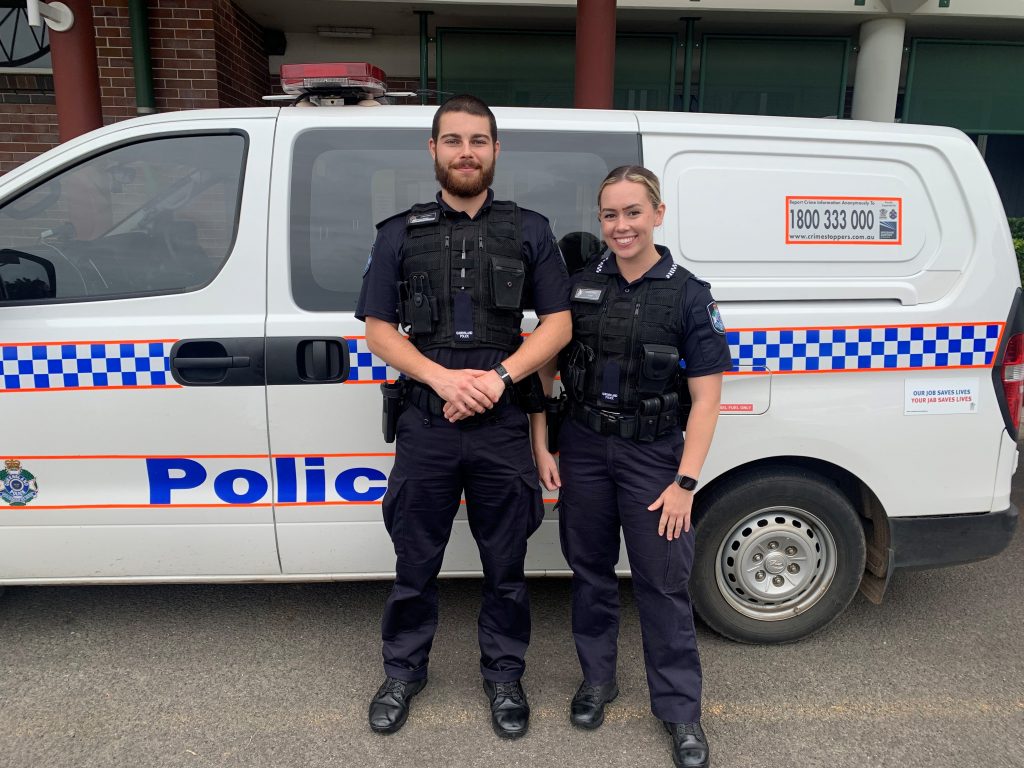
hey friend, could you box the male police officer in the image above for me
[356,95,571,738]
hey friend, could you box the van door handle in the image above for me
[265,337,350,385]
[172,355,250,370]
[169,338,264,387]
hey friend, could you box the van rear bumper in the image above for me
[891,505,1018,570]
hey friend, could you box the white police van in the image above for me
[0,65,1019,643]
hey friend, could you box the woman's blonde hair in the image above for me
[597,165,662,209]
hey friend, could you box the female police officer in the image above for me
[532,166,733,768]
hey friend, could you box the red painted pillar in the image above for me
[48,0,103,141]
[574,0,617,109]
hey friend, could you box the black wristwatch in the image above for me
[673,474,698,491]
[491,362,514,390]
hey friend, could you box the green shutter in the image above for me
[437,29,674,110]
[699,35,849,118]
[613,35,676,111]
[904,41,1024,134]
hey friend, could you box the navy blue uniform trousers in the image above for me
[558,418,702,723]
[380,402,544,683]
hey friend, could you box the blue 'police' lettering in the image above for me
[147,458,207,504]
[146,457,387,504]
[275,457,297,503]
[213,468,269,505]
[335,468,388,502]
[305,462,326,503]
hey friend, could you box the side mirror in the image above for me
[0,249,57,301]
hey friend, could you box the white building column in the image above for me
[851,17,906,122]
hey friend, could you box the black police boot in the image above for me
[664,721,710,768]
[482,678,530,739]
[368,676,427,734]
[570,680,619,729]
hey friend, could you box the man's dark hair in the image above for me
[431,95,498,142]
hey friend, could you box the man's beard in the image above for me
[435,157,495,198]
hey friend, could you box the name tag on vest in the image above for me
[407,210,439,226]
[573,286,605,303]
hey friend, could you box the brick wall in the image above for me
[212,0,270,108]
[1,0,268,175]
[93,0,139,123]
[149,0,220,112]
[0,75,59,175]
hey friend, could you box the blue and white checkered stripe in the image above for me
[1,342,173,391]
[346,338,396,382]
[728,323,1002,373]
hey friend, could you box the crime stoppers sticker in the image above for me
[786,196,901,245]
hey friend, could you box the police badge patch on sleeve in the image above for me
[362,245,374,276]
[707,302,726,334]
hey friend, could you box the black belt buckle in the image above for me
[597,408,619,434]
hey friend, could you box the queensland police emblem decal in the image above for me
[707,302,726,335]
[0,459,38,506]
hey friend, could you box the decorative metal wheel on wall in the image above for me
[0,3,50,67]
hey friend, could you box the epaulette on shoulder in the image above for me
[375,209,410,231]
[405,202,441,227]
[591,254,614,275]
[375,203,442,231]
[687,272,711,289]
[513,204,548,225]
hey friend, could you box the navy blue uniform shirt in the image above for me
[573,246,734,377]
[356,190,571,371]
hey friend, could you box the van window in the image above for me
[289,129,639,312]
[0,133,246,304]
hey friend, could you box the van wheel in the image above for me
[691,468,865,644]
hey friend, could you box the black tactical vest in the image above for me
[561,257,692,413]
[399,200,526,352]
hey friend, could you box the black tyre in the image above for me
[691,468,866,644]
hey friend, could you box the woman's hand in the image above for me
[648,483,693,540]
[533,445,561,492]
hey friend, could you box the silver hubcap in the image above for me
[715,506,837,622]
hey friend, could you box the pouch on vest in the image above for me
[638,343,680,395]
[657,392,680,435]
[490,256,526,309]
[561,340,593,401]
[635,392,680,442]
[636,396,663,443]
[398,272,437,334]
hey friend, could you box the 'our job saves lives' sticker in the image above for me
[786,196,902,245]
[904,378,979,415]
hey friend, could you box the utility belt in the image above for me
[557,339,692,444]
[568,393,680,443]
[406,380,515,420]
[380,374,543,442]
